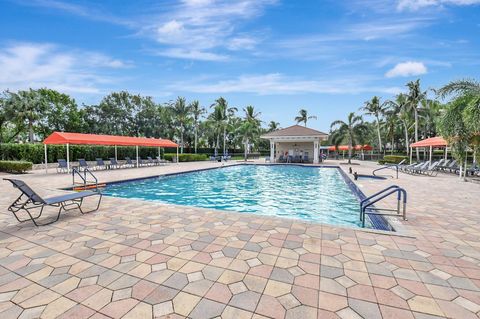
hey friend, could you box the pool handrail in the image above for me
[360,185,407,227]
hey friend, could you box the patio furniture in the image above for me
[78,159,90,171]
[109,158,121,169]
[156,156,167,166]
[278,155,285,163]
[95,158,107,170]
[56,159,68,173]
[303,155,309,163]
[4,178,102,226]
[125,157,135,168]
[147,157,156,166]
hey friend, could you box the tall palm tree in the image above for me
[361,96,385,153]
[211,97,237,155]
[190,100,205,154]
[295,109,317,127]
[268,121,280,132]
[383,111,399,155]
[237,106,261,161]
[171,97,191,154]
[330,112,368,164]
[386,93,411,156]
[406,79,427,160]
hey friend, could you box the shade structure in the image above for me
[328,144,373,151]
[44,132,178,148]
[410,136,447,148]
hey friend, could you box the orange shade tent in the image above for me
[327,144,373,151]
[43,132,178,172]
[409,136,448,163]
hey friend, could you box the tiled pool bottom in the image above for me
[102,165,389,230]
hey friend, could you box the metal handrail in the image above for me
[72,167,99,191]
[360,185,407,227]
[372,164,399,179]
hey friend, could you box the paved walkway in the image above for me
[0,160,479,318]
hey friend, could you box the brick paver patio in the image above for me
[0,160,479,318]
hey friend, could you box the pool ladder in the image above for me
[360,185,407,227]
[72,167,100,191]
[372,164,399,179]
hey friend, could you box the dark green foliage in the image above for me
[0,160,33,173]
[163,153,208,162]
[379,155,408,164]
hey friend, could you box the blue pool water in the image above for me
[103,165,370,228]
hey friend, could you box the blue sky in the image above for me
[1,0,479,132]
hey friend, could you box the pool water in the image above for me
[103,165,370,228]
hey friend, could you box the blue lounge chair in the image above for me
[303,155,309,163]
[109,158,120,169]
[95,158,106,170]
[278,155,285,163]
[5,178,102,226]
[77,159,90,171]
[125,157,135,168]
[56,159,68,173]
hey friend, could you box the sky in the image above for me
[0,0,479,132]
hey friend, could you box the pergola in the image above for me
[43,132,178,172]
[410,136,447,163]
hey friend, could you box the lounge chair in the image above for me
[156,156,167,166]
[78,159,90,171]
[303,155,309,163]
[56,159,68,173]
[138,158,149,167]
[147,156,156,166]
[278,155,285,163]
[125,157,135,168]
[109,158,120,169]
[95,158,106,170]
[416,161,440,176]
[4,178,102,226]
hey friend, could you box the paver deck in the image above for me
[0,160,479,318]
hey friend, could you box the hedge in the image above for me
[163,153,208,162]
[379,155,408,164]
[0,160,33,173]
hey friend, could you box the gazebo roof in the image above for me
[43,132,178,148]
[261,125,328,138]
[410,136,447,148]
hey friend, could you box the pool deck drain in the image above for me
[0,160,479,318]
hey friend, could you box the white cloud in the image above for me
[385,61,428,78]
[397,0,480,11]
[168,73,402,95]
[0,43,129,94]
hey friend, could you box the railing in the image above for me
[372,164,399,179]
[72,167,99,191]
[360,185,407,227]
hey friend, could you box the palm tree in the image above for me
[406,79,427,160]
[295,109,317,127]
[171,97,191,154]
[190,100,205,154]
[386,93,411,156]
[268,121,280,132]
[383,111,399,155]
[330,112,368,164]
[362,96,385,153]
[237,106,261,161]
[211,97,237,155]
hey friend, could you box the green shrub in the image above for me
[163,153,208,162]
[380,155,408,164]
[0,160,33,173]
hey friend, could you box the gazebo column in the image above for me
[114,145,118,161]
[409,147,413,164]
[66,143,70,172]
[313,140,319,164]
[429,145,433,163]
[270,140,275,163]
[136,145,139,168]
[176,146,179,164]
[44,144,48,173]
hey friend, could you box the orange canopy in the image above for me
[43,132,178,148]
[410,137,447,148]
[328,145,373,151]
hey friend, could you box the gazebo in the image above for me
[410,136,448,163]
[327,145,373,160]
[43,132,178,172]
[261,125,329,163]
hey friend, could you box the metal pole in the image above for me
[44,144,48,173]
[176,146,179,164]
[158,147,160,159]
[66,143,70,173]
[445,147,448,160]
[429,145,433,163]
[136,145,139,168]
[409,147,413,164]
[115,145,118,161]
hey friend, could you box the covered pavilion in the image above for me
[410,136,448,163]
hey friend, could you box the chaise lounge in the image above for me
[5,178,102,226]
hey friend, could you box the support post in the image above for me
[445,147,448,160]
[158,147,161,159]
[176,146,179,164]
[44,144,48,173]
[313,140,319,164]
[136,145,139,168]
[115,145,118,161]
[409,147,413,164]
[270,140,275,163]
[66,143,70,173]
[429,145,433,163]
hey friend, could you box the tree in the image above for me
[237,106,262,161]
[268,121,280,132]
[406,79,427,160]
[383,111,400,155]
[362,96,385,153]
[330,112,368,164]
[190,100,205,154]
[5,89,48,142]
[295,109,317,127]
[170,97,191,154]
[386,93,411,156]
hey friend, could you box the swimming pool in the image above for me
[103,165,382,229]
